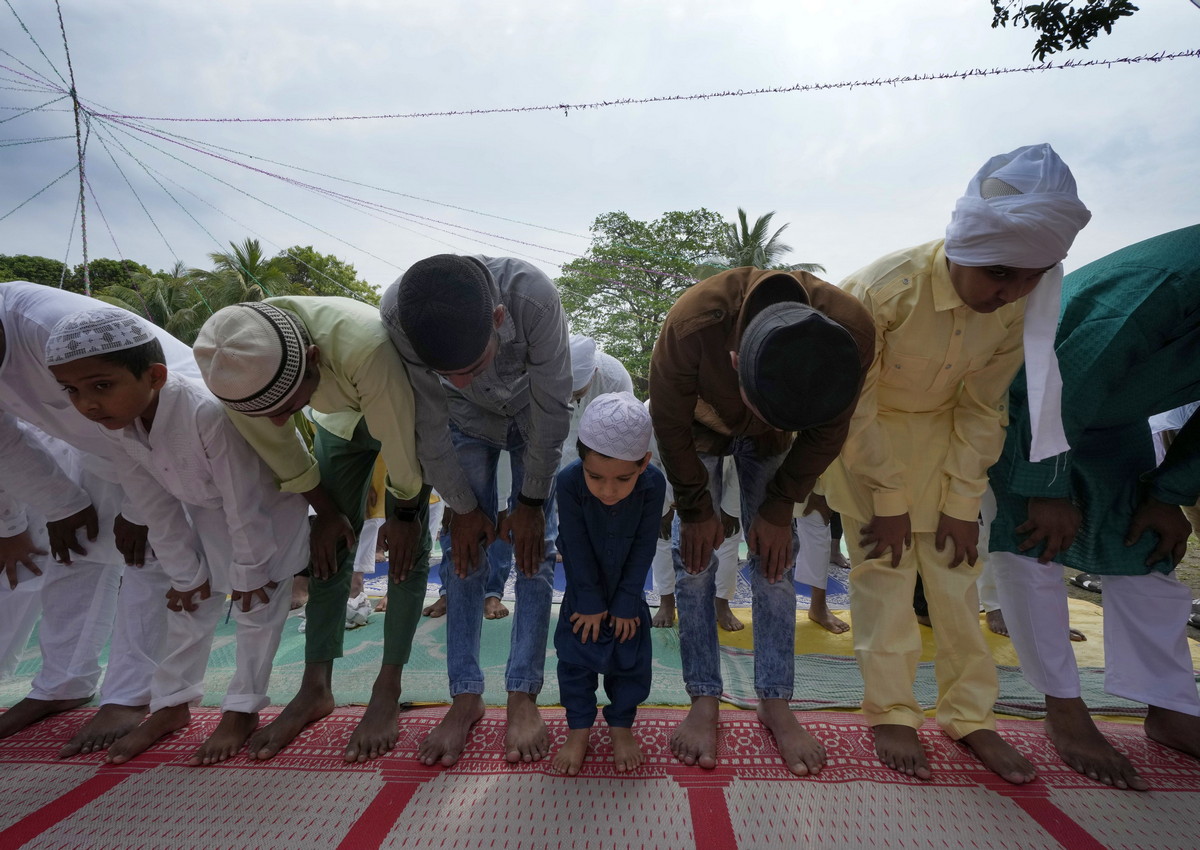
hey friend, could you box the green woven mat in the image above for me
[0,607,1152,717]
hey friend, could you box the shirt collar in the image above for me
[931,243,965,312]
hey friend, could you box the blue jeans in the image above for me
[444,421,556,696]
[673,438,799,701]
[437,459,516,600]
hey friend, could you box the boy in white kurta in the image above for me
[0,281,203,754]
[46,309,309,765]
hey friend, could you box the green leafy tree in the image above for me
[0,255,71,288]
[275,245,379,304]
[556,209,725,395]
[93,262,213,344]
[72,258,154,295]
[696,208,826,279]
[990,1,1140,60]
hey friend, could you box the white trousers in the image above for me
[792,510,830,590]
[149,504,302,714]
[353,517,385,573]
[652,529,740,600]
[990,550,1200,716]
[0,582,42,681]
[975,488,999,613]
[7,466,168,706]
[651,535,672,596]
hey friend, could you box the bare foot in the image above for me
[757,699,824,776]
[505,691,548,763]
[247,683,335,761]
[422,596,447,618]
[418,693,484,766]
[344,671,402,763]
[714,597,745,632]
[374,596,388,613]
[59,703,148,758]
[670,696,719,769]
[1144,705,1200,761]
[1044,696,1147,790]
[611,726,645,773]
[0,696,92,742]
[807,607,850,634]
[959,729,1036,784]
[107,704,190,764]
[190,711,258,766]
[873,724,932,779]
[484,597,510,620]
[552,727,589,775]
[1068,628,1086,642]
[829,550,851,570]
[807,589,849,634]
[290,575,309,610]
[651,594,676,628]
[985,609,1009,637]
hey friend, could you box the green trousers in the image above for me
[306,419,430,665]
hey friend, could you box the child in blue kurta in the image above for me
[552,393,665,775]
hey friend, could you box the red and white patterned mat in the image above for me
[1,707,1197,849]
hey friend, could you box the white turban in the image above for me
[947,144,1091,464]
[944,143,1091,269]
[569,334,598,392]
[45,308,154,365]
[579,392,651,462]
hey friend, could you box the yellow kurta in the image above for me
[822,240,1026,532]
[824,239,1030,737]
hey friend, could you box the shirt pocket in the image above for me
[878,349,933,391]
[492,341,528,383]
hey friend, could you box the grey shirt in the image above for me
[381,256,572,515]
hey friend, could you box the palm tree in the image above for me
[94,262,213,344]
[695,208,825,279]
[190,238,294,308]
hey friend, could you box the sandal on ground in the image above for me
[1070,573,1103,593]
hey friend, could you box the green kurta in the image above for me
[989,225,1200,575]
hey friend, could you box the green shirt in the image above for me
[227,296,422,501]
[989,225,1200,574]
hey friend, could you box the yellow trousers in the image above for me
[843,517,997,739]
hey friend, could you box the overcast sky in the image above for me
[2,1,1198,291]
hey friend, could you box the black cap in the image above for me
[396,255,495,371]
[738,302,861,430]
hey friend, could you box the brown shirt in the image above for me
[649,267,874,526]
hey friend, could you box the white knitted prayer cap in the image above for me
[45,308,154,366]
[944,143,1091,268]
[193,302,309,416]
[569,334,598,392]
[579,392,651,462]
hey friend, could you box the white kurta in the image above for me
[99,373,309,713]
[0,282,203,705]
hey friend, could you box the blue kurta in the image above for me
[989,225,1200,575]
[554,460,665,728]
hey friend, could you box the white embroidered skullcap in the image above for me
[579,392,651,462]
[193,302,310,416]
[944,143,1091,268]
[569,334,598,392]
[45,308,155,366]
